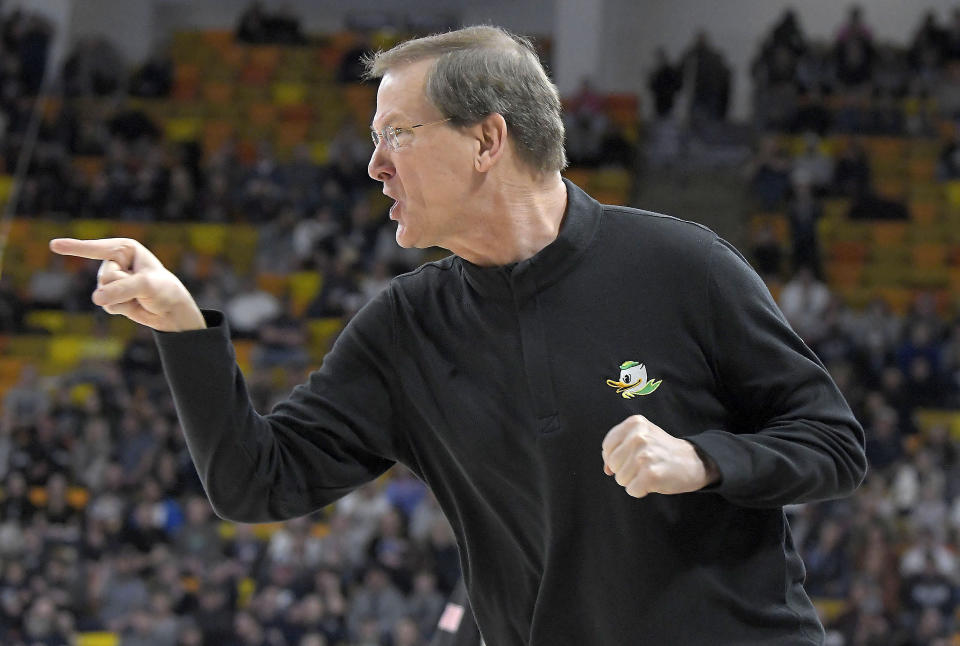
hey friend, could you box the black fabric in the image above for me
[155,180,866,645]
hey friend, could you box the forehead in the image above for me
[372,58,437,127]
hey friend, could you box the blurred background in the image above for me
[1,1,960,645]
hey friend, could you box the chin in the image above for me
[394,223,419,249]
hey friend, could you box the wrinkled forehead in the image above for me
[371,58,438,129]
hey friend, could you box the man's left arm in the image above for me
[682,237,867,508]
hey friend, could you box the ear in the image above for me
[475,113,508,172]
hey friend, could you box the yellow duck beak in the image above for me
[606,379,632,393]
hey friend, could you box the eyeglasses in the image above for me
[370,117,452,151]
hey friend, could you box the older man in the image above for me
[52,25,865,645]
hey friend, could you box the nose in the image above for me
[368,142,395,182]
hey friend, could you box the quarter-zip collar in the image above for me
[457,179,602,301]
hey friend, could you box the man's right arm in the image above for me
[155,296,401,523]
[50,237,402,522]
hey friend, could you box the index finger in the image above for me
[49,238,137,267]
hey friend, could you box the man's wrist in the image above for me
[172,302,207,331]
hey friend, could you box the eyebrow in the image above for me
[371,112,399,130]
[371,110,415,130]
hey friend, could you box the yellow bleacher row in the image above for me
[163,30,390,161]
[752,134,960,315]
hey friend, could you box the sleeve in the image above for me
[154,289,402,523]
[684,237,867,508]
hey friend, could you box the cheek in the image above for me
[410,141,473,201]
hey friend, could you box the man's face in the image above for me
[368,59,475,249]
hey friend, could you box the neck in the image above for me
[451,171,568,266]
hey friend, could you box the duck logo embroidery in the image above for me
[606,361,662,399]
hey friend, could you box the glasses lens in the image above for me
[371,130,380,148]
[387,127,401,150]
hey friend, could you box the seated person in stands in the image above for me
[937,126,960,179]
[847,182,908,220]
[746,135,792,209]
[236,1,268,44]
[128,48,173,98]
[832,138,871,197]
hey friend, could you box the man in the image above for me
[51,26,866,645]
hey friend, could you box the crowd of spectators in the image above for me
[0,348,460,646]
[1,4,960,646]
[749,5,960,136]
[742,11,960,641]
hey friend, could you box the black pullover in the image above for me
[156,180,866,645]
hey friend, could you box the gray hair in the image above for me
[363,25,567,173]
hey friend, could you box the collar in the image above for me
[457,179,601,301]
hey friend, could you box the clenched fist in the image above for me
[601,414,720,498]
[49,237,205,332]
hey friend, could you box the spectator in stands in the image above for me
[266,3,307,45]
[23,594,70,645]
[391,616,426,646]
[833,6,876,90]
[790,87,831,135]
[909,11,946,71]
[1,469,35,523]
[304,252,361,319]
[405,570,444,641]
[647,47,683,119]
[778,266,832,345]
[2,364,48,427]
[347,565,407,642]
[746,134,792,209]
[847,183,909,220]
[13,12,53,95]
[0,274,26,332]
[902,552,956,633]
[792,133,834,192]
[62,37,125,97]
[869,45,909,134]
[27,254,75,309]
[749,221,783,282]
[337,35,374,84]
[253,296,310,371]
[944,8,960,62]
[174,495,224,565]
[128,47,173,99]
[193,583,235,645]
[802,517,852,597]
[236,2,269,44]
[751,29,801,130]
[934,60,960,120]
[864,405,905,471]
[786,169,824,278]
[832,138,871,197]
[223,275,281,339]
[836,5,874,47]
[283,144,324,212]
[937,124,960,179]
[681,31,731,123]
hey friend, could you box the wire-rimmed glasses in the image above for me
[370,117,452,151]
